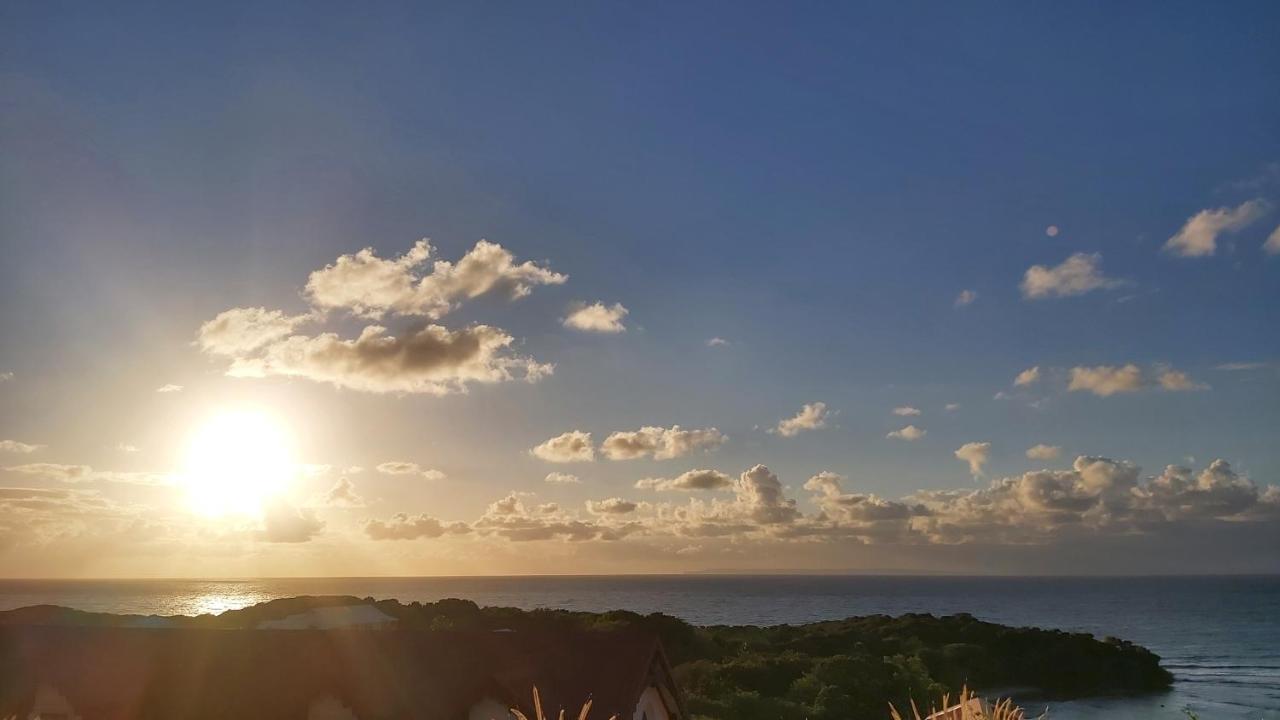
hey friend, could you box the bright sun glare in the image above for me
[181,410,296,517]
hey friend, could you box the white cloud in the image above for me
[706,337,730,347]
[601,425,726,460]
[563,301,629,333]
[774,402,830,437]
[544,472,581,484]
[196,307,311,356]
[887,425,926,441]
[1014,366,1041,386]
[0,440,44,454]
[586,498,638,515]
[214,323,551,396]
[325,477,365,507]
[0,372,12,382]
[155,384,183,393]
[1215,361,1270,371]
[5,463,92,482]
[305,240,566,319]
[256,501,325,543]
[375,462,445,481]
[1265,224,1280,255]
[1067,364,1144,397]
[364,512,469,540]
[1045,225,1060,237]
[1157,368,1209,392]
[945,403,961,411]
[892,406,921,416]
[954,289,977,307]
[1026,444,1062,461]
[1164,200,1269,257]
[955,442,992,477]
[635,469,733,492]
[531,431,595,463]
[1020,253,1120,299]
[116,444,140,454]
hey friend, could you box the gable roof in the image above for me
[0,625,682,720]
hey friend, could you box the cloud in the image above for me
[116,444,140,454]
[562,301,629,333]
[1163,200,1270,257]
[945,403,961,411]
[587,498,639,515]
[1067,364,1144,396]
[954,289,978,307]
[155,384,183,393]
[1026,444,1062,461]
[1014,366,1041,386]
[1020,253,1121,299]
[774,402,830,437]
[1266,224,1280,255]
[0,440,44,454]
[5,463,92,482]
[635,469,733,492]
[892,406,921,416]
[375,462,445,480]
[364,512,470,540]
[256,502,325,543]
[732,465,801,525]
[544,472,581,484]
[1045,225,1060,237]
[887,425,926,441]
[706,337,730,347]
[531,431,595,463]
[955,442,992,477]
[196,307,311,356]
[1157,368,1209,392]
[213,323,551,396]
[305,240,566,319]
[600,425,726,460]
[0,372,12,382]
[325,477,365,507]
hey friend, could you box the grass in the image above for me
[889,687,1043,720]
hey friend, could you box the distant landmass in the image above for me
[0,595,1173,720]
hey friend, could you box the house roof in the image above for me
[0,625,682,720]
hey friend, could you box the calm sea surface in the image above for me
[1,575,1276,719]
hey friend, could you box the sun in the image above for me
[181,410,296,517]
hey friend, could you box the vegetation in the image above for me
[510,687,617,720]
[0,596,1173,720]
[890,687,1041,720]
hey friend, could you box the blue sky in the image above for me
[1,1,1278,576]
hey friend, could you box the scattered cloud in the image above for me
[1020,253,1121,299]
[375,462,445,480]
[0,372,12,382]
[635,469,733,492]
[706,337,730,347]
[1067,364,1144,397]
[586,498,639,515]
[155,384,183,393]
[945,403,961,411]
[563,301,629,333]
[774,402,830,437]
[892,406,921,416]
[1157,368,1209,392]
[1163,200,1270,257]
[1215,361,1271,371]
[1014,366,1041,387]
[1026,444,1062,461]
[325,477,365,507]
[1045,225,1060,237]
[955,442,992,477]
[887,425,926,441]
[364,512,469,540]
[1266,224,1280,255]
[0,440,44,454]
[207,322,551,396]
[5,463,92,482]
[116,444,140,454]
[601,425,726,460]
[544,472,581,484]
[954,289,977,307]
[305,240,565,319]
[531,431,595,463]
[256,502,325,543]
[196,307,311,356]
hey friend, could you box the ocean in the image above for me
[1,575,1276,719]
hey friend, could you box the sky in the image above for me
[1,1,1278,577]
